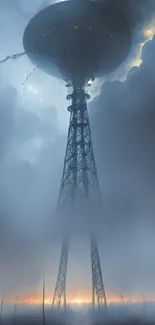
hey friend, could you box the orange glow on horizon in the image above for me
[3,293,155,306]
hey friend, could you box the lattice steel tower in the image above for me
[52,81,107,311]
[23,0,131,313]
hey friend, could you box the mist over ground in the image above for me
[1,303,155,325]
[0,0,155,304]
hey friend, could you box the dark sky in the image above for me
[90,35,155,297]
[0,0,155,304]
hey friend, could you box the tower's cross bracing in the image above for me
[52,83,107,312]
[22,0,132,314]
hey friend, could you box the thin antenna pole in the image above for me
[142,293,146,324]
[0,294,4,325]
[14,297,18,325]
[92,283,95,312]
[43,276,45,325]
[120,294,124,304]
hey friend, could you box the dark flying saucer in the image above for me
[23,0,132,84]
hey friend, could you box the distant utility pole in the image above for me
[43,276,45,325]
[0,294,4,325]
[120,294,124,304]
[142,293,147,324]
[14,297,18,325]
[118,293,124,318]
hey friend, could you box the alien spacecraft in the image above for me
[23,0,132,85]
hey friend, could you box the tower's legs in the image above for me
[52,82,107,311]
[52,239,68,310]
[91,237,107,312]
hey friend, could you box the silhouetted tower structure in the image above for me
[51,81,107,311]
[23,0,131,312]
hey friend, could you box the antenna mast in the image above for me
[43,277,45,325]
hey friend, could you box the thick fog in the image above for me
[0,0,155,303]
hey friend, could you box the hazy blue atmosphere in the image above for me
[0,0,155,305]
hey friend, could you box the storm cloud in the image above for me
[89,35,155,295]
